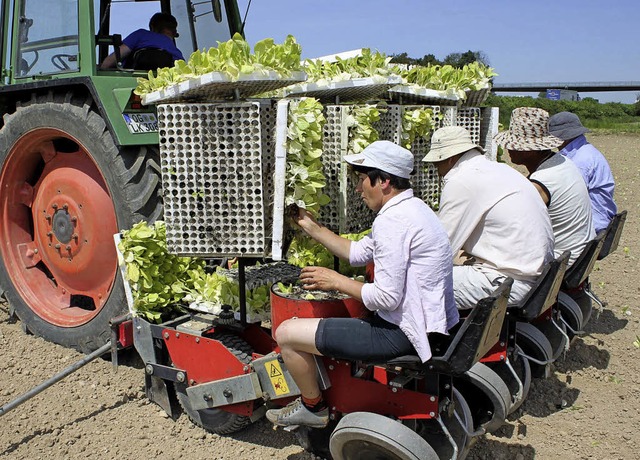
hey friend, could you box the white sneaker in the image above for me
[266,398,329,428]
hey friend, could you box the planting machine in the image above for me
[0,0,627,458]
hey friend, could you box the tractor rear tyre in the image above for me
[0,92,162,353]
[175,333,253,435]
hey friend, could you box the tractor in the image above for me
[0,0,243,353]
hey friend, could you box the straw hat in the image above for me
[494,107,563,151]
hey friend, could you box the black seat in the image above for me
[598,210,627,260]
[508,251,570,322]
[126,48,175,70]
[563,232,606,290]
[384,278,513,376]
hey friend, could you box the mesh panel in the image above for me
[456,107,482,145]
[158,102,273,257]
[320,105,376,234]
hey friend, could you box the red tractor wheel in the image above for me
[0,92,162,352]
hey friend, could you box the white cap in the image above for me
[343,140,414,179]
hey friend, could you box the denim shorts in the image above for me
[315,313,415,361]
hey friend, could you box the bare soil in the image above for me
[1,133,638,460]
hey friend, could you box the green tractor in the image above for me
[0,0,243,352]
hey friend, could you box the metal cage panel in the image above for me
[158,102,274,257]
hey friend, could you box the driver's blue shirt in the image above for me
[123,29,184,61]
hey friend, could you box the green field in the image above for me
[486,94,640,133]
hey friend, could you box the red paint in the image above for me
[118,320,134,348]
[163,329,253,416]
[480,339,507,363]
[270,287,370,335]
[323,359,438,419]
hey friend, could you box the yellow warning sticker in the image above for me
[266,359,289,396]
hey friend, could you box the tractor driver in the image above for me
[265,140,460,428]
[99,12,184,70]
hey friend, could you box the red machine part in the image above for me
[118,321,134,348]
[0,129,117,326]
[480,340,508,363]
[162,329,253,416]
[323,358,439,420]
[270,288,370,333]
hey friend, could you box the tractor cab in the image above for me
[3,0,243,82]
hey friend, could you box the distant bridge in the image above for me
[492,81,640,93]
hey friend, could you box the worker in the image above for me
[422,126,554,309]
[548,111,617,234]
[495,107,595,268]
[99,12,184,70]
[265,140,459,428]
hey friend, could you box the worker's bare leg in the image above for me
[266,318,329,427]
[275,318,323,399]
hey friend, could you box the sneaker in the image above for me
[266,398,329,428]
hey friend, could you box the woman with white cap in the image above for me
[265,140,459,428]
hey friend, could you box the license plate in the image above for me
[123,113,158,134]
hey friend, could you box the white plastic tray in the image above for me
[141,70,307,105]
[284,75,402,102]
[387,84,460,105]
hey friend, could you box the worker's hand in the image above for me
[299,266,342,291]
[454,250,476,266]
[292,206,322,236]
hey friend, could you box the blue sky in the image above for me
[123,0,639,103]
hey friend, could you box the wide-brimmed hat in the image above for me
[494,107,563,151]
[343,140,413,179]
[422,126,484,162]
[548,112,590,141]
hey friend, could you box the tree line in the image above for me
[390,50,490,68]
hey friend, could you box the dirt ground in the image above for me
[0,133,638,460]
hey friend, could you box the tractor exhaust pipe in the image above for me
[0,341,112,417]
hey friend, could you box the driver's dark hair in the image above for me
[149,12,178,32]
[351,165,412,190]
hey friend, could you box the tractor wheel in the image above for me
[0,92,161,353]
[175,332,253,435]
[330,412,438,460]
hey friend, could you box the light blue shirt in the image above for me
[349,189,459,362]
[559,135,617,233]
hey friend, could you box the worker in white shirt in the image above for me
[266,140,459,428]
[423,126,554,309]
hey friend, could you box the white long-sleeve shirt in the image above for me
[349,189,459,362]
[438,150,554,281]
